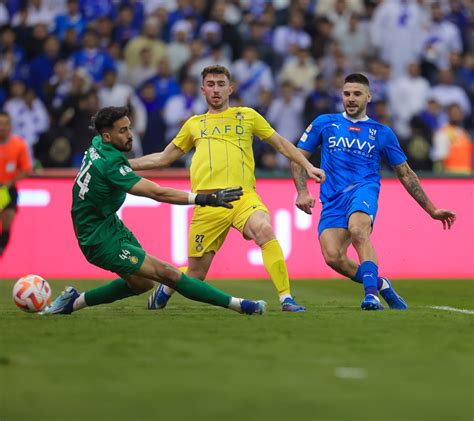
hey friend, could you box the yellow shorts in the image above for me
[188,191,268,257]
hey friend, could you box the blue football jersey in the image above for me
[297,113,407,203]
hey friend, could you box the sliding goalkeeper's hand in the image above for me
[195,187,243,209]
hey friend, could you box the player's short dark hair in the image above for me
[0,110,10,119]
[90,106,129,134]
[201,65,231,82]
[344,73,370,87]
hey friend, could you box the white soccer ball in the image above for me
[12,275,52,313]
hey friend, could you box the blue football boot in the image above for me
[379,277,408,310]
[281,297,306,312]
[147,284,171,310]
[240,299,267,315]
[40,286,79,315]
[360,294,384,310]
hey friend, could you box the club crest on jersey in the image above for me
[369,128,377,140]
[235,111,244,121]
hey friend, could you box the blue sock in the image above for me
[359,261,379,296]
[353,265,383,289]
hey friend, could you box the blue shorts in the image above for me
[318,182,380,236]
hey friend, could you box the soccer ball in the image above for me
[13,275,52,312]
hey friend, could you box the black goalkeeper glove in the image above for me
[195,187,243,209]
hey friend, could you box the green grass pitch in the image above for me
[1,279,473,421]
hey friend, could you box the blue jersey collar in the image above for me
[342,112,369,123]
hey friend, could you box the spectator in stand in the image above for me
[0,26,27,81]
[243,19,275,67]
[0,2,9,25]
[137,81,166,156]
[4,81,49,161]
[71,28,116,83]
[53,0,86,41]
[126,47,157,88]
[232,44,274,108]
[188,43,232,82]
[112,4,141,47]
[316,0,365,16]
[309,16,334,61]
[28,35,61,99]
[430,68,471,119]
[63,89,99,166]
[303,75,331,126]
[167,20,193,75]
[209,0,243,61]
[98,68,146,148]
[11,0,54,27]
[266,81,305,168]
[143,57,181,111]
[124,16,167,71]
[326,0,352,40]
[334,12,371,71]
[59,26,80,58]
[421,1,462,77]
[163,76,206,143]
[80,0,115,22]
[431,103,473,174]
[387,62,431,139]
[418,98,448,133]
[273,10,311,61]
[106,41,128,84]
[279,47,318,95]
[402,116,434,172]
[0,110,32,257]
[370,0,425,77]
[93,16,114,49]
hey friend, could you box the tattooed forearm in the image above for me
[290,162,308,192]
[395,163,435,214]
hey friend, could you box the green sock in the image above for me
[84,278,136,307]
[174,273,231,308]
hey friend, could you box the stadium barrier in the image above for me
[1,177,473,279]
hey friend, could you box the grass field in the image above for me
[1,279,473,421]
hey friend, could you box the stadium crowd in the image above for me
[0,0,472,173]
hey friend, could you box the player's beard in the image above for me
[345,103,365,119]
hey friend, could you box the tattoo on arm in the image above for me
[395,163,433,212]
[291,162,308,192]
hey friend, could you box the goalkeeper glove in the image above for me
[195,187,243,209]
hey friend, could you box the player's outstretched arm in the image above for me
[290,149,316,215]
[128,178,243,208]
[394,162,456,230]
[265,132,325,183]
[129,143,185,171]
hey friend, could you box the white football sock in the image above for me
[72,293,87,311]
[279,293,292,303]
[228,297,243,313]
[379,278,390,291]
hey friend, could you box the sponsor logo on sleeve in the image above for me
[119,165,133,176]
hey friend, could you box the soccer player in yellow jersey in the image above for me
[130,65,326,312]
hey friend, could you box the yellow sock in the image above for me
[179,266,188,274]
[261,239,291,297]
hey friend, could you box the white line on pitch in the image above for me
[335,367,367,379]
[429,306,474,315]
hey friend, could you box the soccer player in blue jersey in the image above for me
[290,73,456,310]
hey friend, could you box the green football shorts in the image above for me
[81,226,146,276]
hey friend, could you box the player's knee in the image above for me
[348,225,370,246]
[254,223,275,245]
[323,249,344,270]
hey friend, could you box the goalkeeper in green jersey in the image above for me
[42,107,266,316]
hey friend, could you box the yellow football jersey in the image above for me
[173,107,275,192]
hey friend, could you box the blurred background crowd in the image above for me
[0,0,472,173]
